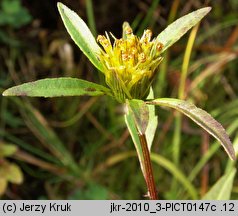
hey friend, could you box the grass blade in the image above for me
[95,151,198,199]
[151,153,198,199]
[202,168,236,200]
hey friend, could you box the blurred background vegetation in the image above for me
[0,0,238,199]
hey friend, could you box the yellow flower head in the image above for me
[97,23,163,103]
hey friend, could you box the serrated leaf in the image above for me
[147,98,235,160]
[2,78,111,97]
[57,2,104,72]
[202,168,236,200]
[153,7,211,54]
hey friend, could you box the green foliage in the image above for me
[1,0,237,200]
[126,99,149,135]
[144,89,158,150]
[3,78,111,97]
[124,104,144,175]
[69,182,109,200]
[150,153,198,199]
[0,0,32,28]
[147,98,235,160]
[153,7,211,55]
[57,2,104,72]
[202,168,236,200]
[0,0,32,46]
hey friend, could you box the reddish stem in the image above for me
[139,133,158,200]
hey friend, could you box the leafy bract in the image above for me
[202,168,236,200]
[145,89,158,150]
[152,7,211,55]
[147,98,235,160]
[57,2,104,72]
[125,100,146,178]
[126,99,149,135]
[125,98,158,178]
[2,78,111,97]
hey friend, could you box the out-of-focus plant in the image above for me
[0,142,23,196]
[0,0,31,28]
[2,3,236,199]
[0,0,32,45]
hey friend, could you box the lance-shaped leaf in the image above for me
[126,99,149,135]
[146,98,236,160]
[145,89,158,150]
[57,2,104,72]
[152,7,211,55]
[125,108,145,177]
[125,99,150,178]
[2,78,111,97]
[125,98,157,179]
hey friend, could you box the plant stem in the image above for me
[139,133,158,200]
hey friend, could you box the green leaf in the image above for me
[145,88,158,150]
[57,2,104,72]
[202,168,236,200]
[153,7,211,54]
[125,100,145,177]
[125,98,157,178]
[2,77,111,97]
[147,98,236,160]
[126,99,149,135]
[96,151,198,199]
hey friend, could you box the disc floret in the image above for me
[97,23,163,103]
